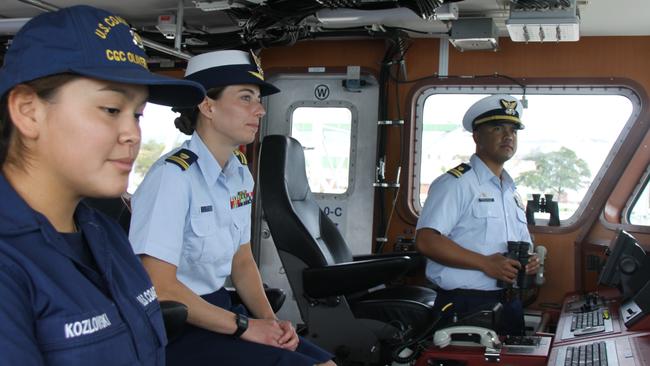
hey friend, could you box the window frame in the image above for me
[623,165,650,226]
[287,100,359,199]
[410,83,642,228]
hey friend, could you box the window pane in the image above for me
[417,92,633,222]
[291,107,352,194]
[629,178,650,225]
[129,103,187,193]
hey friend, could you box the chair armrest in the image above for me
[227,286,287,314]
[353,251,425,276]
[352,250,420,261]
[303,256,410,298]
[160,300,188,342]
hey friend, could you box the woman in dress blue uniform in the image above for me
[0,5,205,365]
[129,50,335,366]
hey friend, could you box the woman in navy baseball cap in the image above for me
[129,50,336,366]
[0,5,204,366]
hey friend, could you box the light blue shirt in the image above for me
[130,132,253,295]
[416,154,532,291]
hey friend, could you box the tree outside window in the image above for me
[516,147,591,203]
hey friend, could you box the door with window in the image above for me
[254,72,378,323]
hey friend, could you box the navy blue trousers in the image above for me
[432,289,525,336]
[166,289,333,366]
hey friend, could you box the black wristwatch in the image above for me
[232,313,249,338]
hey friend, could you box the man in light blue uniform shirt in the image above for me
[416,94,539,335]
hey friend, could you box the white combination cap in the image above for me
[462,94,524,132]
[184,50,280,97]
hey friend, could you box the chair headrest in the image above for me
[283,136,311,201]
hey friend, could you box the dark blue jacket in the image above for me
[0,174,166,366]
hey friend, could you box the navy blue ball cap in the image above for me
[0,5,205,107]
[184,50,280,97]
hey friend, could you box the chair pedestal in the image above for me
[305,301,387,364]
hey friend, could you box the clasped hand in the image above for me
[242,318,299,351]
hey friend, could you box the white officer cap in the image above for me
[184,50,280,97]
[462,94,524,132]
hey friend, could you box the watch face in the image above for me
[238,314,248,328]
[234,313,249,337]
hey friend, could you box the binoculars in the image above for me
[497,241,536,289]
[526,194,560,226]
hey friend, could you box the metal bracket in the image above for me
[378,120,404,125]
[484,346,501,363]
[343,65,365,92]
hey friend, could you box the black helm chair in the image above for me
[258,134,438,364]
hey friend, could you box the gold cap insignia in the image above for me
[249,50,264,79]
[130,29,145,50]
[500,99,518,116]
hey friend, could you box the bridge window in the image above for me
[413,87,637,224]
[129,103,186,193]
[290,107,352,194]
[627,172,650,226]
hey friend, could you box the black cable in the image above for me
[375,37,401,253]
[385,26,449,36]
[391,306,445,363]
[385,36,419,227]
[393,50,403,121]
[389,71,527,90]
[375,32,407,251]
[512,0,572,11]
[318,24,449,36]
[379,32,414,246]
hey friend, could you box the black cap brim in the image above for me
[473,117,525,131]
[186,65,280,97]
[74,66,206,107]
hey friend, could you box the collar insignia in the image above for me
[165,148,198,171]
[233,149,248,165]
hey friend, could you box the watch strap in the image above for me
[232,313,248,338]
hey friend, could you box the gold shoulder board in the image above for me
[165,148,198,171]
[446,163,472,178]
